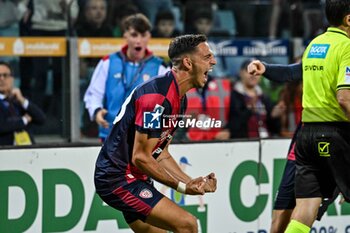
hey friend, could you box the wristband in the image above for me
[176,181,186,194]
[22,99,29,109]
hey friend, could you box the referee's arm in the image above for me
[337,89,350,119]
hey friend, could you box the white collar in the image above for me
[0,93,6,100]
[234,81,263,96]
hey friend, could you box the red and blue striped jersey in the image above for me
[95,71,187,191]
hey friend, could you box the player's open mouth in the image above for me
[135,47,142,51]
[204,68,213,76]
[203,69,212,83]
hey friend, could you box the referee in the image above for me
[286,0,350,232]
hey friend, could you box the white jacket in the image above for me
[31,0,79,31]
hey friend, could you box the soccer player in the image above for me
[248,60,301,233]
[285,0,350,232]
[94,34,217,233]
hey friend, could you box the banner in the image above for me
[0,140,349,233]
[208,39,289,57]
[78,38,171,58]
[0,37,66,56]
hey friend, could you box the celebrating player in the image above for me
[94,34,217,233]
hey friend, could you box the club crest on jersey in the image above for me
[144,104,165,129]
[139,188,153,199]
[307,44,330,59]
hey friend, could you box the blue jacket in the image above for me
[84,47,168,139]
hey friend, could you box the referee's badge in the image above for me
[139,188,153,199]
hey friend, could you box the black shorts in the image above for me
[295,122,350,202]
[273,147,337,221]
[96,179,164,224]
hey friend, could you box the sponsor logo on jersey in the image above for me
[304,65,324,71]
[345,66,350,84]
[307,44,330,59]
[318,142,331,157]
[139,188,153,199]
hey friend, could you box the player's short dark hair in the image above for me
[325,0,350,26]
[0,61,13,75]
[122,13,152,33]
[168,34,207,66]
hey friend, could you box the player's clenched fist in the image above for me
[203,172,217,192]
[185,176,206,195]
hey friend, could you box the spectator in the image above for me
[0,61,46,146]
[75,0,112,37]
[187,8,229,79]
[186,8,214,36]
[225,59,282,139]
[151,10,180,38]
[228,0,270,37]
[83,13,169,141]
[109,2,139,37]
[278,80,302,137]
[75,0,111,73]
[269,0,325,39]
[0,0,24,36]
[75,0,111,74]
[133,0,173,25]
[28,0,79,131]
[75,0,113,138]
[30,0,79,36]
[18,0,34,98]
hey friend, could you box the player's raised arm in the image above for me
[247,60,302,83]
[133,131,206,195]
[156,144,192,183]
[157,144,217,193]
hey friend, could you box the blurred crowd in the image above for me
[0,0,327,39]
[0,0,325,144]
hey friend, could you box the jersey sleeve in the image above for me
[336,43,350,90]
[263,62,302,83]
[134,93,172,138]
